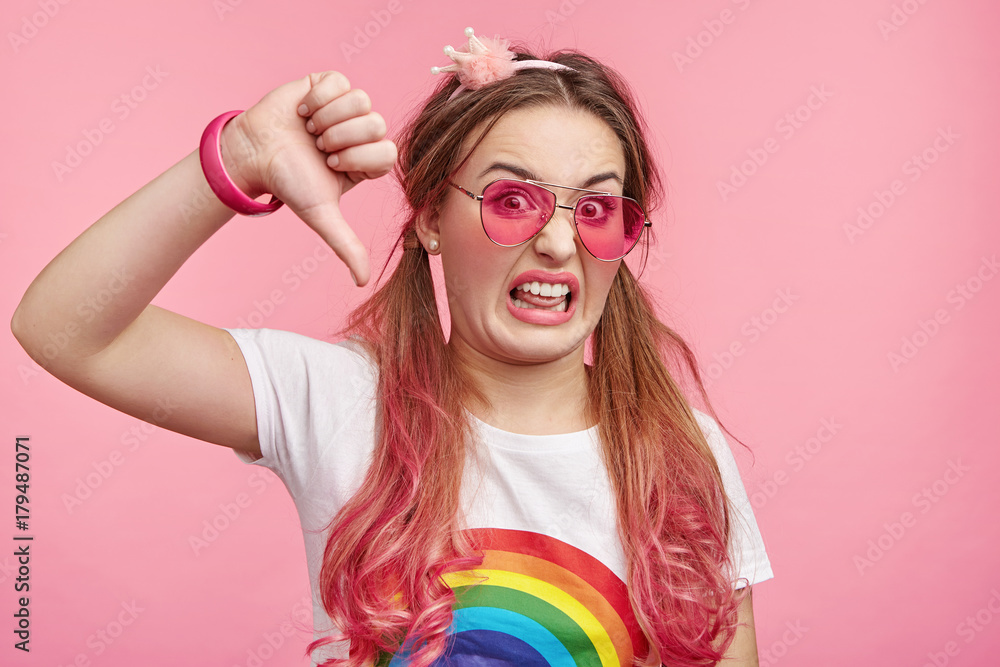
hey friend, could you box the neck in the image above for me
[447,337,593,436]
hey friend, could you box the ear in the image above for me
[415,207,442,255]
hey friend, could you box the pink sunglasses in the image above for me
[451,178,651,261]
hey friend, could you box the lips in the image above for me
[506,270,579,325]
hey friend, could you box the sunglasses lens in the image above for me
[478,180,647,260]
[481,180,556,246]
[575,195,646,261]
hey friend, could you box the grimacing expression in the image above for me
[420,104,626,367]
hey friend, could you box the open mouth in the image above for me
[510,281,572,312]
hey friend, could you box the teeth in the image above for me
[514,282,570,297]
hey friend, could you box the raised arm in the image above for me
[10,71,396,457]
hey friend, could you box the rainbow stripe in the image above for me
[387,528,647,666]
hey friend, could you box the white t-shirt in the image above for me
[225,327,774,665]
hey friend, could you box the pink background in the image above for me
[2,0,999,665]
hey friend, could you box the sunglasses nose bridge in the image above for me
[532,198,580,256]
[548,201,576,226]
[531,186,571,235]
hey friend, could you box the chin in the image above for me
[499,328,589,364]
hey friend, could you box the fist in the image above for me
[220,72,397,286]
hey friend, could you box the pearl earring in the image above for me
[428,239,439,252]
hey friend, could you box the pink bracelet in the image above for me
[199,110,283,217]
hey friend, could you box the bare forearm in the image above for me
[11,133,244,367]
[717,588,760,665]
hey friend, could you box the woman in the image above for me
[12,29,772,666]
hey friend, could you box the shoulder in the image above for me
[690,407,726,451]
[690,408,743,482]
[223,327,378,417]
[690,409,776,587]
[223,328,380,475]
[224,328,375,376]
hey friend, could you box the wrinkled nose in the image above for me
[531,205,578,263]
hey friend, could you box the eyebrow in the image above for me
[479,162,623,190]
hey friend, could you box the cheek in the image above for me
[439,212,491,298]
[441,241,508,308]
[586,263,621,305]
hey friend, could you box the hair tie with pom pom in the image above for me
[431,27,573,100]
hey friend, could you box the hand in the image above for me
[220,72,397,286]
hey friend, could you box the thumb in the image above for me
[266,141,371,286]
[290,198,371,287]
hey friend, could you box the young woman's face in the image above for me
[425,104,627,367]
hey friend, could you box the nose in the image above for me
[531,204,578,263]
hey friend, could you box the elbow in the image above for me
[10,301,42,366]
[10,298,60,371]
[11,293,109,380]
[10,301,31,352]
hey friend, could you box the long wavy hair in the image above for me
[308,48,750,667]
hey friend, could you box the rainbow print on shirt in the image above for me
[386,528,648,666]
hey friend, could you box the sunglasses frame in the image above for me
[450,178,652,262]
